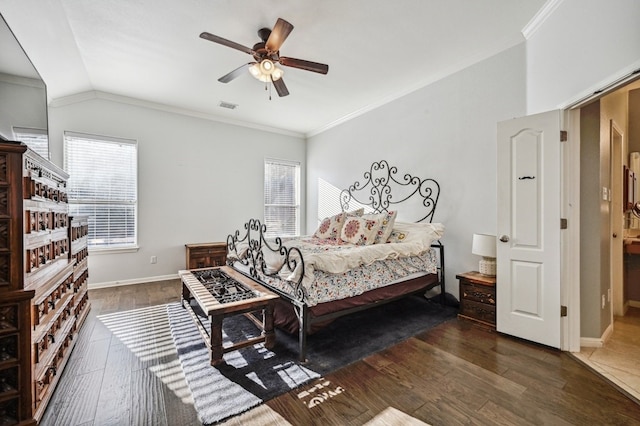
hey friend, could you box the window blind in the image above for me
[64,132,137,249]
[13,127,49,159]
[264,159,300,237]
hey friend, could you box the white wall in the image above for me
[527,0,640,113]
[48,97,305,286]
[307,44,528,299]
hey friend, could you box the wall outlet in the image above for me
[602,294,606,309]
[150,256,157,264]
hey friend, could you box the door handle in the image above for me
[613,233,617,238]
[499,235,510,242]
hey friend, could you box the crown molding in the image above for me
[49,90,305,139]
[522,0,564,40]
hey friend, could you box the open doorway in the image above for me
[573,78,640,402]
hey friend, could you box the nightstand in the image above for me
[185,242,227,269]
[456,271,496,329]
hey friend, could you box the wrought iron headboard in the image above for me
[339,160,440,223]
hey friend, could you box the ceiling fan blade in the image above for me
[279,57,329,74]
[200,32,254,55]
[265,18,294,53]
[272,77,289,97]
[218,63,254,83]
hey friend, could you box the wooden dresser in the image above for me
[0,142,90,424]
[185,242,227,269]
[456,271,496,329]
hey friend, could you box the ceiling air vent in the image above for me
[219,101,238,110]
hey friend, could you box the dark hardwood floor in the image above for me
[41,280,640,425]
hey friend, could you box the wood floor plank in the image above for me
[410,337,528,397]
[130,366,168,426]
[41,370,103,426]
[476,400,538,426]
[63,333,111,376]
[93,340,134,426]
[268,385,356,426]
[364,347,489,412]
[412,396,491,426]
[333,361,429,415]
[371,337,454,380]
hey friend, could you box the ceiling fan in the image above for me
[200,18,329,97]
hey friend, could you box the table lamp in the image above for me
[472,233,496,276]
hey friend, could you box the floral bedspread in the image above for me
[258,236,439,306]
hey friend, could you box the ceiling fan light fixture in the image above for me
[249,60,284,82]
[271,67,284,81]
[259,59,274,74]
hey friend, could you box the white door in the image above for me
[497,110,562,348]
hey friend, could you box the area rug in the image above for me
[167,295,456,425]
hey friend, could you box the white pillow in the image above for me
[391,221,445,246]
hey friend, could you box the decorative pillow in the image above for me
[346,207,365,216]
[391,221,445,246]
[341,216,381,245]
[387,230,409,243]
[314,212,346,240]
[367,210,397,244]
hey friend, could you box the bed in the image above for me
[227,160,444,361]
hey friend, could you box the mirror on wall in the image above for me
[0,13,49,157]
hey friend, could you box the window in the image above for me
[64,131,138,250]
[13,127,49,159]
[264,159,300,237]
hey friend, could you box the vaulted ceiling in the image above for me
[0,0,547,136]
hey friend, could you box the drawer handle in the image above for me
[47,333,55,344]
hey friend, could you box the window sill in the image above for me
[88,246,140,255]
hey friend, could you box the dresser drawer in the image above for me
[460,299,496,326]
[460,282,495,306]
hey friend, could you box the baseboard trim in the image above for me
[580,322,614,348]
[629,300,640,308]
[88,274,180,290]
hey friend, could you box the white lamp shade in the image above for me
[472,233,496,276]
[472,233,496,258]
